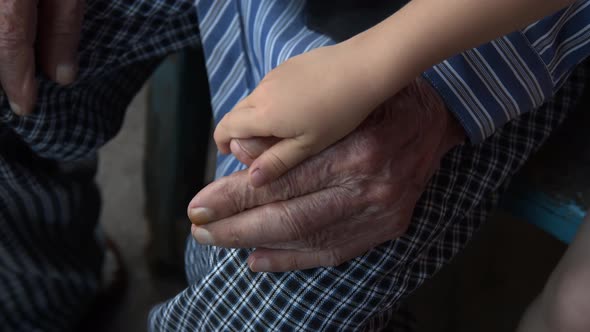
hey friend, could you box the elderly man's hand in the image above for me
[188,78,465,272]
[0,0,84,115]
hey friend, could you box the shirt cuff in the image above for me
[422,31,554,144]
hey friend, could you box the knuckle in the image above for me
[330,187,358,210]
[0,40,25,59]
[274,202,307,241]
[214,127,228,144]
[216,119,232,139]
[252,81,270,103]
[253,217,271,240]
[288,255,303,271]
[220,111,234,126]
[53,0,84,19]
[221,110,245,135]
[354,129,382,157]
[250,84,274,114]
[319,195,350,223]
[303,231,330,251]
[266,161,310,200]
[321,250,345,267]
[374,196,414,239]
[226,225,242,247]
[0,6,31,47]
[337,135,386,178]
[44,0,85,34]
[0,29,24,49]
[211,175,244,212]
[332,185,368,217]
[359,141,385,168]
[367,183,398,208]
[62,0,84,16]
[265,150,289,174]
[377,185,398,206]
[265,179,292,201]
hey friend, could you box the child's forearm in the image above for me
[346,0,576,102]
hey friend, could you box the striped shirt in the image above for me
[424,1,590,142]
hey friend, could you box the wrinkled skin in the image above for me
[0,0,84,115]
[189,78,465,272]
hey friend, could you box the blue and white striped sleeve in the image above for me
[423,1,590,143]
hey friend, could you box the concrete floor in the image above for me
[92,85,568,332]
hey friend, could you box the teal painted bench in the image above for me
[502,182,585,244]
[144,49,588,271]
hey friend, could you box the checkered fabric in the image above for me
[149,1,588,331]
[0,0,586,331]
[0,1,200,331]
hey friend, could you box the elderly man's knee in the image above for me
[545,268,590,332]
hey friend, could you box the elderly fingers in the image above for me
[38,0,85,85]
[187,148,340,225]
[0,0,37,115]
[190,186,358,247]
[246,208,414,272]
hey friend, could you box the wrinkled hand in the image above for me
[189,78,465,272]
[0,0,84,115]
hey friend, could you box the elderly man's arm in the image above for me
[424,0,590,143]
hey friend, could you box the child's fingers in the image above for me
[248,138,315,188]
[214,107,275,154]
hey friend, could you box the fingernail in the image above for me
[250,168,268,187]
[56,64,77,85]
[189,207,214,225]
[191,226,214,245]
[251,258,271,272]
[248,257,256,271]
[9,102,23,116]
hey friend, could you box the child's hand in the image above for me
[214,42,388,187]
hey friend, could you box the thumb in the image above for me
[230,137,280,166]
[248,138,315,187]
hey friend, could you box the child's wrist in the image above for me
[343,22,423,102]
[338,35,402,104]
